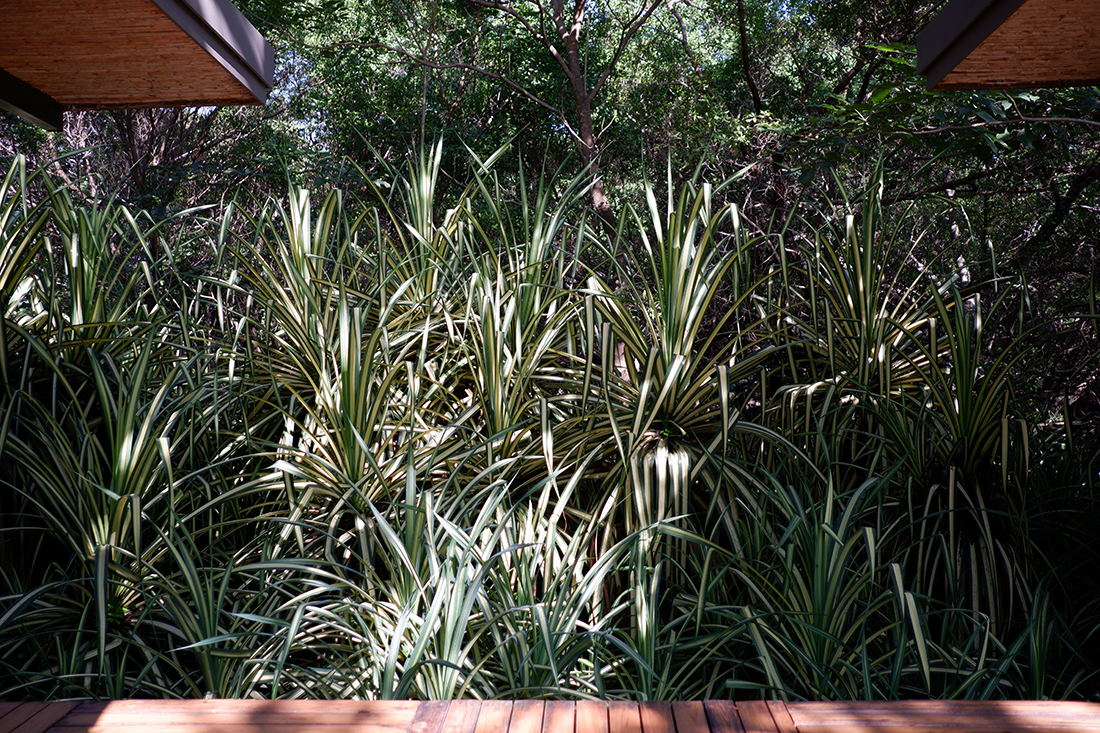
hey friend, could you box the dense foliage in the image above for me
[1,146,1097,700]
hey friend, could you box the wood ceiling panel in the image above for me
[937,0,1100,89]
[0,0,254,108]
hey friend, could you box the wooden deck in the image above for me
[1,699,1099,733]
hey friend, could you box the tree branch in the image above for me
[322,39,568,119]
[463,0,574,78]
[911,116,1100,134]
[667,4,731,116]
[831,57,866,98]
[1027,158,1100,248]
[591,0,665,99]
[882,169,995,204]
[736,0,763,114]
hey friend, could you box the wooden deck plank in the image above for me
[607,701,641,733]
[796,721,1100,726]
[57,716,417,728]
[787,701,1100,723]
[409,701,451,733]
[441,701,482,733]
[57,713,414,726]
[703,701,746,733]
[0,703,51,733]
[67,700,419,715]
[788,701,1100,714]
[0,699,1089,733]
[789,714,1100,727]
[58,699,417,727]
[0,706,26,724]
[509,700,544,733]
[735,702,779,733]
[790,701,1100,713]
[58,712,416,725]
[542,700,574,733]
[575,701,608,733]
[473,701,513,733]
[671,702,709,733]
[50,698,412,733]
[786,701,1100,730]
[6,702,78,733]
[637,702,674,733]
[763,702,795,733]
[89,700,417,710]
[45,721,413,726]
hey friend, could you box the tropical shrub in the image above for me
[1,149,1097,701]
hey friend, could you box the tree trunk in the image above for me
[736,0,762,115]
[558,0,614,228]
[575,92,613,226]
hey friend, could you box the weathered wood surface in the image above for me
[0,699,1097,732]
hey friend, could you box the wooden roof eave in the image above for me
[151,0,274,106]
[916,0,1028,90]
[0,0,273,131]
